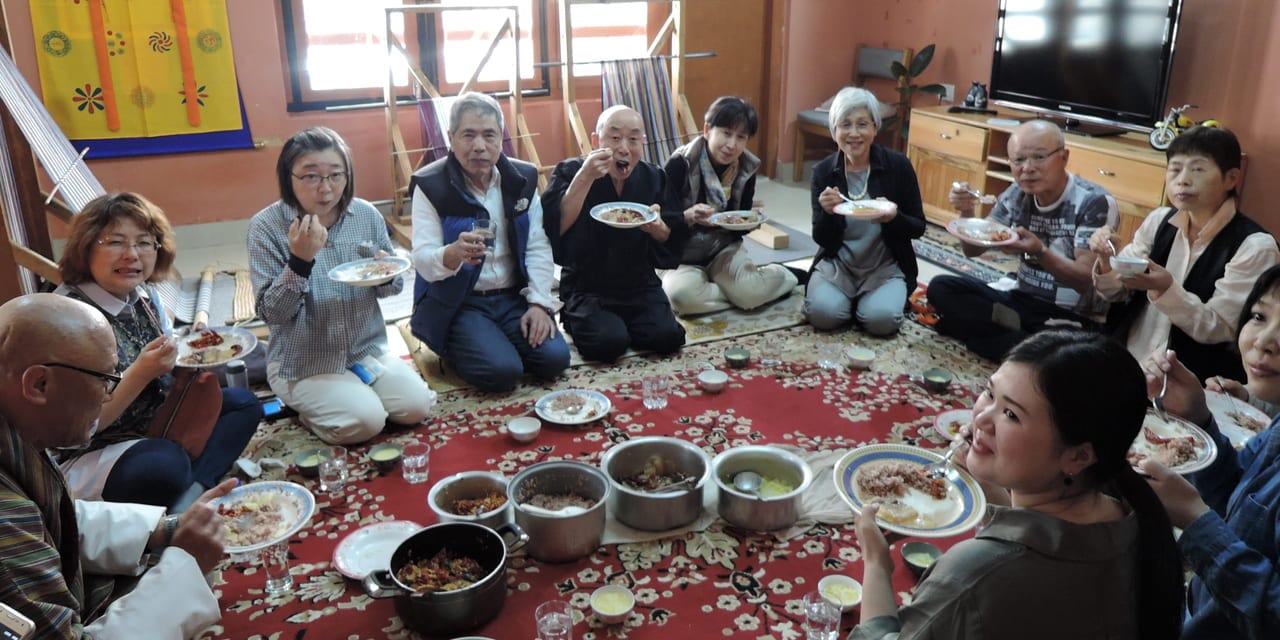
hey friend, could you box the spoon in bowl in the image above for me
[650,476,699,494]
[732,471,764,496]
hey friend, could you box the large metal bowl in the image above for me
[711,446,813,531]
[427,471,511,530]
[508,460,610,563]
[600,437,710,531]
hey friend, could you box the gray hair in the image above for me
[448,92,504,136]
[827,86,882,134]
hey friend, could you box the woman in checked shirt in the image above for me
[248,127,436,444]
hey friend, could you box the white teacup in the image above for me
[697,369,729,393]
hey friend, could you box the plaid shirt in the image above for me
[248,198,402,381]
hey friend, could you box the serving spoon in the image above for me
[732,471,763,496]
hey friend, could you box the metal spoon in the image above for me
[1152,371,1170,422]
[650,476,699,494]
[732,471,763,496]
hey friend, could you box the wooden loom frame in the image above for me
[384,3,544,219]
[557,0,699,157]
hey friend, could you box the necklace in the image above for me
[845,168,870,200]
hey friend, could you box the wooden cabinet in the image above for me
[907,106,1170,244]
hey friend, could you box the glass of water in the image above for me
[535,600,573,640]
[470,218,495,255]
[759,337,783,367]
[260,541,293,595]
[642,374,670,410]
[803,591,841,640]
[317,446,348,493]
[402,442,431,484]
[817,342,842,370]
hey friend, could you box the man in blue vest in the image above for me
[409,92,569,392]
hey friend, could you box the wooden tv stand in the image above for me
[906,105,1169,244]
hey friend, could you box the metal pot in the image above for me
[508,460,609,562]
[600,437,709,531]
[363,521,528,637]
[712,446,813,531]
[427,471,511,530]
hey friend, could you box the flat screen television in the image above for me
[989,0,1184,136]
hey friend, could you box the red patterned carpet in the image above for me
[201,322,995,639]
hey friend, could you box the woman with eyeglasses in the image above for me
[248,127,436,445]
[806,86,926,336]
[54,192,263,510]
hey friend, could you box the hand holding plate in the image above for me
[1139,459,1210,528]
[172,478,237,573]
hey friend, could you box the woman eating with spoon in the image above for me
[805,87,925,335]
[1140,265,1280,639]
[849,331,1183,639]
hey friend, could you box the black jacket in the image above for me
[810,144,926,285]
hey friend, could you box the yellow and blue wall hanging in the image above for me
[30,0,252,158]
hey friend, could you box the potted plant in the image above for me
[881,44,947,147]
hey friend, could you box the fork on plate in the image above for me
[1152,371,1170,422]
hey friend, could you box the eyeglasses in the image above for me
[835,120,877,134]
[1009,147,1064,168]
[96,238,158,254]
[40,362,121,395]
[292,172,348,188]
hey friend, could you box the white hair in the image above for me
[448,92,504,136]
[827,86,882,134]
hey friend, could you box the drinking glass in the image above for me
[317,446,348,493]
[803,591,841,640]
[402,442,431,484]
[759,337,783,367]
[260,541,293,595]
[642,374,670,410]
[535,600,574,640]
[470,218,495,255]
[817,342,842,370]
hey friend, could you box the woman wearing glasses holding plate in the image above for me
[54,193,262,509]
[249,127,436,446]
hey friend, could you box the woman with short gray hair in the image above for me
[805,86,925,335]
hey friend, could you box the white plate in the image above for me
[332,520,421,580]
[1127,411,1218,474]
[211,481,315,554]
[707,210,767,231]
[535,389,612,425]
[176,326,258,369]
[933,409,973,441]
[328,256,411,287]
[946,218,1019,247]
[833,199,896,218]
[589,202,657,229]
[833,444,985,538]
[1206,390,1271,448]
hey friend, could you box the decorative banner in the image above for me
[30,0,250,157]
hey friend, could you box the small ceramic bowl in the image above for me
[367,443,403,470]
[590,584,635,625]
[922,368,954,393]
[724,347,750,370]
[901,541,942,578]
[818,574,863,612]
[294,447,329,478]
[507,416,542,443]
[1110,255,1148,276]
[698,369,729,393]
[845,346,876,369]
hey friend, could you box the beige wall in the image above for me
[776,0,1280,234]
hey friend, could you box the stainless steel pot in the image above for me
[427,471,511,530]
[600,437,709,531]
[363,521,528,637]
[712,446,813,531]
[508,460,609,562]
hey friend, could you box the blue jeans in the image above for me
[102,387,263,507]
[929,275,1092,362]
[446,293,571,392]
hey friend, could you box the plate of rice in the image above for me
[833,444,985,538]
[1127,411,1217,474]
[212,481,315,554]
[175,326,258,368]
[534,389,612,425]
[328,255,411,287]
[589,202,658,229]
[708,210,767,231]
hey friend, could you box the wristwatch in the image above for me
[161,514,180,548]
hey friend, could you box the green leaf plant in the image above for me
[881,44,947,142]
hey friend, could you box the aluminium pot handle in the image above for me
[363,569,408,599]
[495,521,530,554]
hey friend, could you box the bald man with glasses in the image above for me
[928,119,1119,361]
[0,294,233,639]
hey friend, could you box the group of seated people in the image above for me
[2,83,1279,639]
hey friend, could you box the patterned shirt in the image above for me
[991,173,1117,314]
[247,198,402,381]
